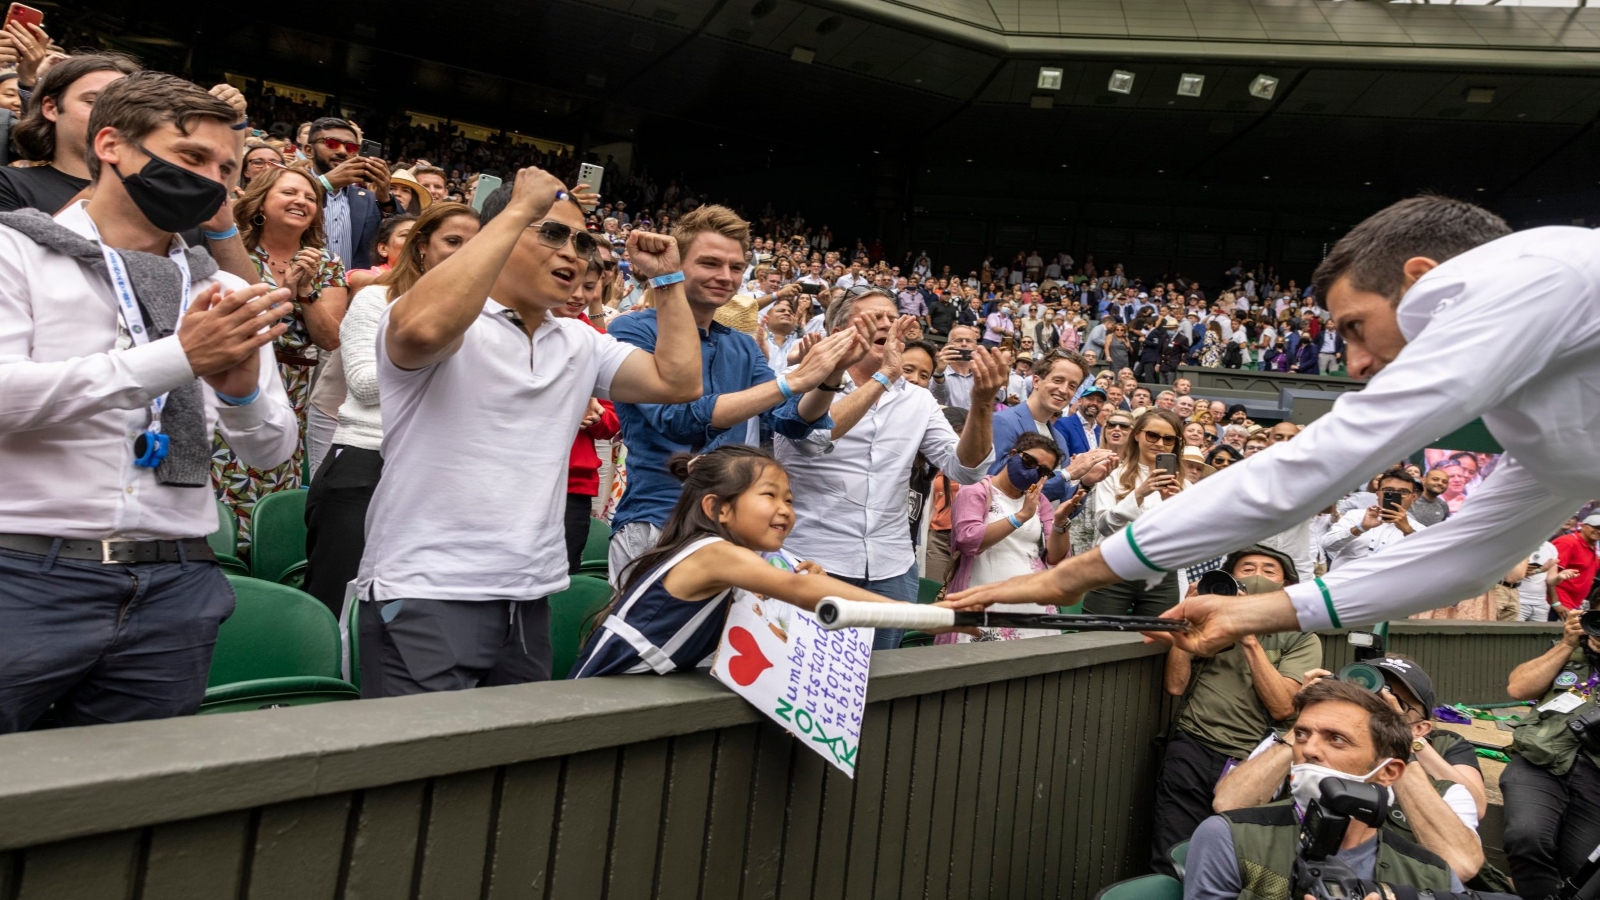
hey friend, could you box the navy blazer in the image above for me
[988,402,1075,503]
[1054,413,1100,459]
[334,185,401,271]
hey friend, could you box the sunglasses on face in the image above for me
[1105,421,1132,430]
[1141,430,1178,447]
[1015,451,1047,471]
[531,220,599,255]
[318,137,360,154]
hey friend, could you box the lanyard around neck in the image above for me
[86,217,193,428]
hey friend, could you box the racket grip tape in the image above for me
[815,597,956,631]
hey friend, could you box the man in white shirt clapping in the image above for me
[778,288,1006,649]
[0,73,299,731]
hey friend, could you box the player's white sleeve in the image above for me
[1283,456,1576,629]
[1099,254,1577,590]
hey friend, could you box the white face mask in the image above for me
[1289,758,1394,811]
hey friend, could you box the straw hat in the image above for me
[1181,446,1215,478]
[389,168,432,210]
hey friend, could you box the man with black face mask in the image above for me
[0,72,298,732]
[1150,545,1323,876]
[1501,610,1600,900]
[0,55,259,283]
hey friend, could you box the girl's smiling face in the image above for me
[707,464,795,552]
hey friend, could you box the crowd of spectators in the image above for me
[1,30,1599,900]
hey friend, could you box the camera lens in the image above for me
[1583,610,1600,640]
[1337,662,1386,693]
[1196,570,1241,597]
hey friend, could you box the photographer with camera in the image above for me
[1213,656,1489,884]
[1500,608,1600,900]
[1185,680,1466,900]
[1152,545,1323,876]
[1320,468,1430,572]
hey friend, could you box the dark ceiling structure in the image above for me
[107,0,1600,274]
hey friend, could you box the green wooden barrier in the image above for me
[0,621,1555,899]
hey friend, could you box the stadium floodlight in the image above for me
[1177,73,1205,97]
[1037,67,1063,90]
[1465,87,1495,104]
[1249,74,1279,100]
[790,46,815,64]
[1108,70,1135,94]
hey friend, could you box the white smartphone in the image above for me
[471,174,502,213]
[577,163,604,211]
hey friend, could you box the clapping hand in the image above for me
[1018,481,1042,522]
[179,283,293,398]
[285,248,322,298]
[968,346,1007,397]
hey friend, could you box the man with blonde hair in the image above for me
[607,205,869,582]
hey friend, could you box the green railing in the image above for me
[0,621,1555,899]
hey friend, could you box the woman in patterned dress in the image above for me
[212,165,348,554]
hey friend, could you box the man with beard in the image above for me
[304,116,400,269]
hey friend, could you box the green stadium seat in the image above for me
[579,517,611,576]
[250,488,308,585]
[207,499,238,559]
[1170,840,1190,880]
[550,575,614,679]
[917,577,942,604]
[1093,873,1184,900]
[215,554,250,578]
[201,575,358,714]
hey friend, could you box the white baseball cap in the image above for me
[1583,513,1600,527]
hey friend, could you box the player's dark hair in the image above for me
[1312,195,1510,306]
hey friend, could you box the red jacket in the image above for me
[568,312,621,496]
[1553,532,1599,610]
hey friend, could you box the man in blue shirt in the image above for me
[988,353,1116,504]
[608,205,863,584]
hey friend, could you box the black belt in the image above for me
[0,534,217,564]
[1500,580,1522,589]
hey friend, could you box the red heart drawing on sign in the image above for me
[726,626,773,686]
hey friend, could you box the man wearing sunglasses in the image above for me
[305,117,399,271]
[355,167,703,698]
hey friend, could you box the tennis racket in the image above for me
[814,597,1187,633]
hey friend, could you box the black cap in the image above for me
[1370,656,1436,716]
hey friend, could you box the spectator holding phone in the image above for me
[1083,408,1187,616]
[303,116,400,270]
[1320,467,1429,572]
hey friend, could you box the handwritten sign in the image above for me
[711,586,873,776]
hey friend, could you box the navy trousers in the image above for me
[0,546,235,733]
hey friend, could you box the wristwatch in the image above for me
[1411,737,1427,755]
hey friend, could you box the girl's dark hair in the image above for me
[1008,431,1063,468]
[370,213,416,264]
[617,445,783,597]
[1206,445,1243,467]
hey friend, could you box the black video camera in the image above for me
[1568,706,1600,756]
[1294,780,1389,900]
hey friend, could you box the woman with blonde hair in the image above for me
[301,202,481,614]
[212,165,348,553]
[1081,407,1187,616]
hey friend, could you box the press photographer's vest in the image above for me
[1223,801,1452,900]
[1509,647,1600,776]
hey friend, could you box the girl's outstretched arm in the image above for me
[665,541,900,612]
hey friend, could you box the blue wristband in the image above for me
[648,271,685,289]
[1007,514,1024,529]
[872,372,893,391]
[775,373,795,400]
[203,224,239,241]
[215,386,260,407]
[231,116,251,131]
[317,174,335,194]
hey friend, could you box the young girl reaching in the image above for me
[570,446,901,678]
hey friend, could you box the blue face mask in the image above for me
[1006,453,1046,490]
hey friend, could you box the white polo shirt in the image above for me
[357,299,636,602]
